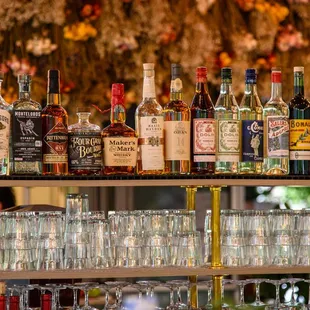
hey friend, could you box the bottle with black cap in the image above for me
[42,69,68,175]
[163,63,190,174]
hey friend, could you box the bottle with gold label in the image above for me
[289,66,310,175]
[163,64,190,174]
[102,83,138,175]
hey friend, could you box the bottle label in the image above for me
[193,118,215,162]
[266,116,289,158]
[164,121,190,161]
[103,137,138,167]
[138,116,164,170]
[0,110,10,159]
[216,120,240,162]
[12,110,42,162]
[68,132,102,170]
[43,122,68,164]
[242,120,263,162]
[289,119,310,160]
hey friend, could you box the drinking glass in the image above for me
[75,282,99,310]
[22,285,38,310]
[172,210,196,235]
[199,280,212,309]
[248,278,266,307]
[303,279,310,309]
[164,280,189,310]
[204,210,212,265]
[118,212,143,237]
[296,210,310,265]
[233,280,250,309]
[285,278,303,308]
[66,194,89,217]
[104,281,129,310]
[143,234,169,267]
[222,279,233,309]
[265,279,290,310]
[66,285,80,310]
[143,211,168,236]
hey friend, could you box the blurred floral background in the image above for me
[0,0,309,125]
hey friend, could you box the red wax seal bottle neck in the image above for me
[0,296,5,310]
[196,67,207,83]
[9,296,19,310]
[111,83,125,107]
[41,294,52,310]
[271,71,282,83]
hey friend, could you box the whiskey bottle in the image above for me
[215,67,240,174]
[68,107,102,175]
[11,74,42,175]
[263,68,289,175]
[135,63,164,174]
[190,66,215,174]
[239,69,263,174]
[163,64,190,174]
[102,83,138,174]
[289,66,310,175]
[0,72,11,175]
[42,69,68,175]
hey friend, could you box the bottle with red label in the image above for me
[42,69,68,175]
[190,67,215,174]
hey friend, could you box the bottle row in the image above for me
[0,64,308,176]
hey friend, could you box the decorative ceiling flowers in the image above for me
[26,36,58,56]
[64,22,98,41]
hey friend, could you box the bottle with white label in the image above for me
[163,64,190,174]
[135,63,164,174]
[102,83,138,175]
[214,67,240,174]
[263,68,289,175]
[0,72,11,175]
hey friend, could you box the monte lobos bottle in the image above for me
[102,83,138,175]
[289,66,310,175]
[42,69,68,175]
[190,67,215,174]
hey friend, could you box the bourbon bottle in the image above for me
[102,83,138,174]
[42,70,68,175]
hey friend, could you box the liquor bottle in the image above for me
[0,72,11,175]
[42,69,68,175]
[68,107,102,175]
[239,69,263,174]
[11,74,42,175]
[102,83,138,174]
[214,67,240,174]
[289,66,310,175]
[163,64,190,174]
[8,296,19,310]
[263,68,289,175]
[135,63,164,174]
[190,66,215,174]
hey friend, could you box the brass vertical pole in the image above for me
[210,186,222,310]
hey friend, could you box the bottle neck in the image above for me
[170,78,183,101]
[111,104,126,124]
[294,73,304,96]
[220,80,233,95]
[195,78,208,94]
[271,82,282,100]
[18,83,31,99]
[244,83,257,95]
[47,93,61,105]
[78,113,91,124]
[143,73,156,99]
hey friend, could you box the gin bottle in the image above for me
[11,74,42,175]
[214,67,240,174]
[0,72,11,175]
[263,68,289,175]
[239,69,263,174]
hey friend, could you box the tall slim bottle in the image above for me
[239,69,263,174]
[42,70,68,175]
[263,68,289,175]
[0,72,11,175]
[289,66,310,174]
[163,64,190,174]
[135,63,164,174]
[190,67,215,174]
[214,67,240,174]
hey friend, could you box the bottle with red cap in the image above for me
[263,68,289,175]
[102,83,138,174]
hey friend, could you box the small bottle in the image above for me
[68,107,102,175]
[41,294,51,310]
[9,296,19,310]
[0,72,11,175]
[239,69,263,174]
[42,69,68,175]
[102,83,138,174]
[263,68,289,175]
[214,67,240,174]
[135,63,164,175]
[163,64,191,174]
[190,66,215,174]
[11,74,42,175]
[289,66,310,175]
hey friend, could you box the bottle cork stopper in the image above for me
[271,68,282,83]
[112,83,124,97]
[294,66,304,73]
[143,63,154,70]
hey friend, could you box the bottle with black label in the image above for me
[42,69,68,175]
[68,107,102,175]
[11,74,42,175]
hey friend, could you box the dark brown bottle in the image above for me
[42,70,68,175]
[190,67,215,174]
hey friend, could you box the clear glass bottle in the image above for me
[11,74,42,175]
[263,68,289,175]
[239,69,263,174]
[135,63,164,175]
[0,72,11,175]
[68,107,102,175]
[214,67,240,174]
[102,83,138,175]
[163,64,191,174]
